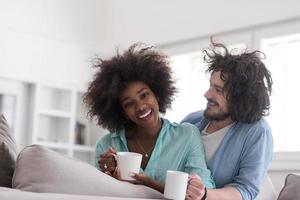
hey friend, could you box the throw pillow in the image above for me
[12,145,163,199]
[0,114,18,187]
[277,174,300,200]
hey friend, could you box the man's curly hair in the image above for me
[83,43,176,132]
[203,41,273,123]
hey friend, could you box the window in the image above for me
[165,51,208,123]
[261,33,300,152]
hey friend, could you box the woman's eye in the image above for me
[140,92,149,99]
[123,102,133,108]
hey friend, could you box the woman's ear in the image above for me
[121,111,130,120]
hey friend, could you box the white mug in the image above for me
[115,152,142,181]
[164,170,189,200]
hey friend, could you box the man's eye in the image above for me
[216,88,223,93]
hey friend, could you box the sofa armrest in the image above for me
[0,187,163,200]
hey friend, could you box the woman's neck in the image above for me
[132,118,162,140]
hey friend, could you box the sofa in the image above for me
[0,114,163,199]
[1,114,300,200]
[0,187,161,200]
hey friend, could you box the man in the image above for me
[184,41,273,200]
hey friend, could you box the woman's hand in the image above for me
[131,173,164,193]
[98,147,117,176]
[186,174,206,200]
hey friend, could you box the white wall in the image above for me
[0,0,109,89]
[100,0,300,52]
[0,0,107,49]
[2,0,300,82]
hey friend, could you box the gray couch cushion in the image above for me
[277,174,300,200]
[0,114,18,187]
[12,145,163,198]
[0,187,162,200]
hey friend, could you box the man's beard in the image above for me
[204,108,230,121]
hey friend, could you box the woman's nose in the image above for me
[136,101,146,111]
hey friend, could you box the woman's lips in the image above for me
[138,109,152,119]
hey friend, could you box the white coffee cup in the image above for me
[164,170,189,200]
[115,152,142,181]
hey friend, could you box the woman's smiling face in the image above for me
[119,81,160,129]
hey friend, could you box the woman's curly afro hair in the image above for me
[203,40,273,123]
[84,43,176,132]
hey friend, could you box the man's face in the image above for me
[204,71,230,121]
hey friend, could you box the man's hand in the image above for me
[186,174,206,200]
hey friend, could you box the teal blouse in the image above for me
[95,118,215,188]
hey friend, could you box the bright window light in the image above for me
[261,33,300,152]
[165,51,209,123]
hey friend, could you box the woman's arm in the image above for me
[131,173,164,193]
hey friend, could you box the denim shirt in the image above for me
[182,111,273,200]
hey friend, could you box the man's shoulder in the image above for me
[238,117,271,132]
[235,117,272,141]
[181,110,208,131]
[181,110,204,124]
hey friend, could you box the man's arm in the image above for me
[226,120,273,199]
[207,187,242,200]
[186,176,242,200]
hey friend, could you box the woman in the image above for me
[84,43,215,194]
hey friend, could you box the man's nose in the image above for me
[204,87,213,99]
